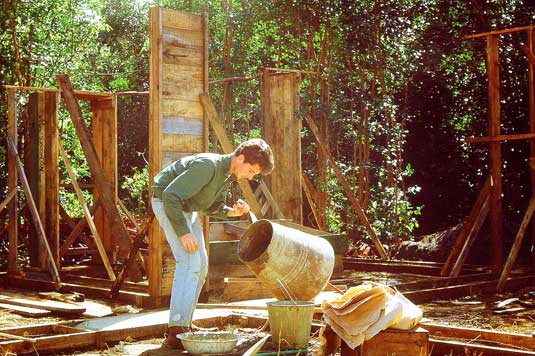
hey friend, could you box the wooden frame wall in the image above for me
[4,86,118,276]
[148,7,208,305]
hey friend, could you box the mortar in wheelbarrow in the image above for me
[238,219,335,301]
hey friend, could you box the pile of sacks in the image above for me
[322,282,423,349]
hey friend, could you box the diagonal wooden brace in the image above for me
[303,115,389,260]
[56,74,134,258]
[6,137,62,289]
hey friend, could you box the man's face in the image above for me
[235,155,262,181]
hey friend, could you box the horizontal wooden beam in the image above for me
[209,76,257,85]
[429,338,535,356]
[422,322,535,351]
[404,274,534,304]
[466,133,535,143]
[463,25,535,39]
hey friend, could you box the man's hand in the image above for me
[180,233,199,253]
[228,199,250,217]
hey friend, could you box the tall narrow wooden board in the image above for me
[149,7,208,304]
[262,71,303,223]
[92,97,118,257]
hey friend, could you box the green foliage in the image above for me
[1,0,534,256]
[121,165,149,216]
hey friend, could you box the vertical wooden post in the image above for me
[528,29,535,271]
[92,97,118,259]
[7,88,18,274]
[262,69,303,223]
[44,91,60,267]
[27,92,47,269]
[201,12,210,294]
[148,7,208,305]
[487,34,503,273]
[148,6,163,305]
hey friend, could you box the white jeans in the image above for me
[151,197,208,327]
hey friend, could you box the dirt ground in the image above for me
[1,272,535,356]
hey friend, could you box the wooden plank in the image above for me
[304,115,389,260]
[117,198,140,231]
[497,195,535,290]
[161,133,203,151]
[463,24,535,39]
[7,88,18,274]
[162,28,203,48]
[162,63,204,85]
[58,142,116,281]
[110,209,154,298]
[223,277,272,302]
[161,98,204,118]
[487,35,503,273]
[441,176,491,276]
[356,328,428,356]
[59,200,100,256]
[421,322,535,351]
[44,91,60,268]
[0,295,85,314]
[430,338,535,356]
[6,137,61,289]
[199,92,263,216]
[56,74,134,259]
[27,92,47,269]
[92,97,118,257]
[0,189,17,212]
[0,302,52,317]
[148,6,164,305]
[404,275,534,304]
[161,8,203,31]
[262,72,302,222]
[302,172,323,230]
[466,132,535,143]
[162,80,204,100]
[449,196,489,278]
[529,29,535,281]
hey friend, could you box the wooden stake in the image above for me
[303,115,389,260]
[6,137,61,289]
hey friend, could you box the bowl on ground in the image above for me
[177,331,239,355]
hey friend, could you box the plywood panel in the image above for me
[149,7,208,304]
[262,72,302,223]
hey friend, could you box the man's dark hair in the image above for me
[234,138,274,175]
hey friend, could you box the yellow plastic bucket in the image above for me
[266,300,315,349]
